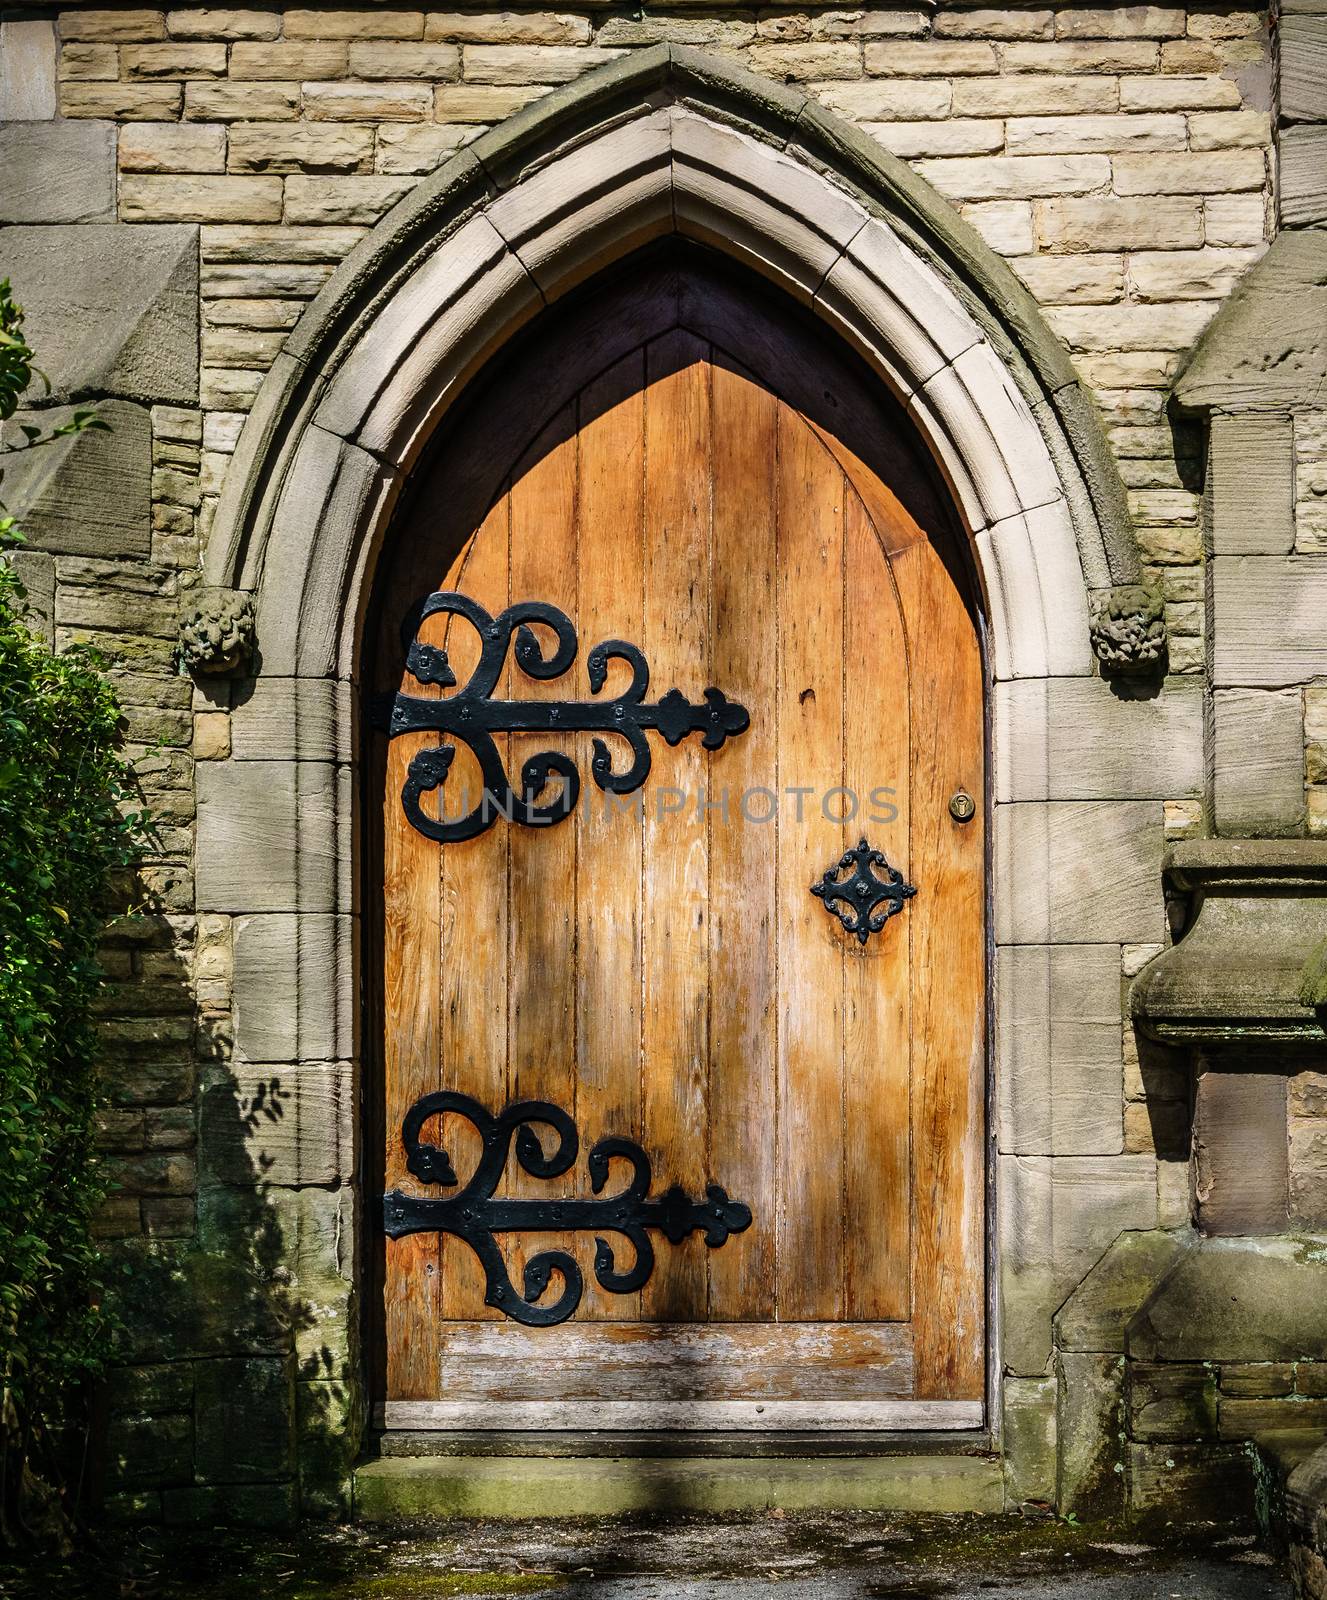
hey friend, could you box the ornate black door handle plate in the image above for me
[386,591,750,843]
[383,1092,753,1327]
[811,837,917,945]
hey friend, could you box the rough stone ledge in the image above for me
[1132,840,1327,1045]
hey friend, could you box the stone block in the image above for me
[229,41,348,77]
[1220,1362,1296,1399]
[1119,73,1242,110]
[185,81,299,119]
[1192,1069,1288,1235]
[375,123,473,173]
[60,42,120,80]
[1,400,151,559]
[1204,194,1267,248]
[1057,6,1184,38]
[1003,1375,1057,1504]
[1127,1441,1255,1520]
[961,200,1033,255]
[195,759,341,913]
[1129,246,1262,302]
[1282,16,1327,122]
[1112,149,1267,195]
[994,678,1202,803]
[1219,1396,1327,1440]
[346,41,460,78]
[1213,557,1327,688]
[230,677,349,763]
[1007,113,1185,155]
[996,944,1124,1157]
[915,153,1111,202]
[62,82,184,119]
[199,1059,352,1187]
[283,174,415,225]
[0,121,114,223]
[953,75,1117,115]
[194,1356,295,1483]
[1129,1235,1327,1364]
[0,17,57,118]
[120,121,228,173]
[165,10,282,40]
[106,1411,194,1490]
[461,43,622,84]
[1055,1226,1192,1353]
[285,7,422,37]
[863,40,995,73]
[225,123,374,174]
[122,42,227,77]
[302,80,433,120]
[871,120,1004,160]
[1212,689,1306,836]
[0,223,197,405]
[106,1360,195,1415]
[999,1153,1158,1374]
[1128,1360,1217,1441]
[1291,1122,1327,1230]
[995,801,1165,946]
[1282,126,1327,228]
[1209,414,1294,556]
[232,913,353,1063]
[809,81,953,121]
[61,11,166,42]
[121,174,283,223]
[1057,1351,1126,1518]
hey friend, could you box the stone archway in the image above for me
[193,45,1176,1487]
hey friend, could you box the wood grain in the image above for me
[706,359,778,1321]
[575,354,646,1319]
[891,535,985,1399]
[435,1321,913,1400]
[377,259,986,1414]
[774,405,845,1323]
[842,488,912,1321]
[507,407,581,1305]
[641,330,712,1322]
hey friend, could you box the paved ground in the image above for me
[414,1514,1288,1600]
[0,1511,1290,1600]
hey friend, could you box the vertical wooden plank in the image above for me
[382,601,443,1399]
[775,405,846,1323]
[507,408,581,1308]
[575,354,646,1321]
[842,490,912,1321]
[437,501,511,1321]
[641,331,711,1322]
[892,537,985,1398]
[707,359,778,1322]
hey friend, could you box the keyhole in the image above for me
[949,789,976,823]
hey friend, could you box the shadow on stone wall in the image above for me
[95,895,359,1527]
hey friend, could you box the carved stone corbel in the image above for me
[1089,583,1167,676]
[177,586,256,676]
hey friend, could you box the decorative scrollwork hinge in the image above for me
[387,591,750,843]
[382,1093,752,1327]
[811,837,916,945]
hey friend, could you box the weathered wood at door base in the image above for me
[436,1320,913,1401]
[377,1400,984,1431]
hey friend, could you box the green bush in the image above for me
[0,279,147,1539]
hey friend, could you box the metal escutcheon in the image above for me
[948,789,976,823]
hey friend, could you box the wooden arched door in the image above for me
[369,254,985,1430]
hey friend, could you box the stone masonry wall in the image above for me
[0,0,1311,1523]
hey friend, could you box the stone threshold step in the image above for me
[353,1453,1006,1520]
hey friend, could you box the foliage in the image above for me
[0,278,143,1542]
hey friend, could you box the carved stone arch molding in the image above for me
[199,48,1193,1460]
[206,43,1150,686]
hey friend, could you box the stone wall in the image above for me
[0,0,1323,1526]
